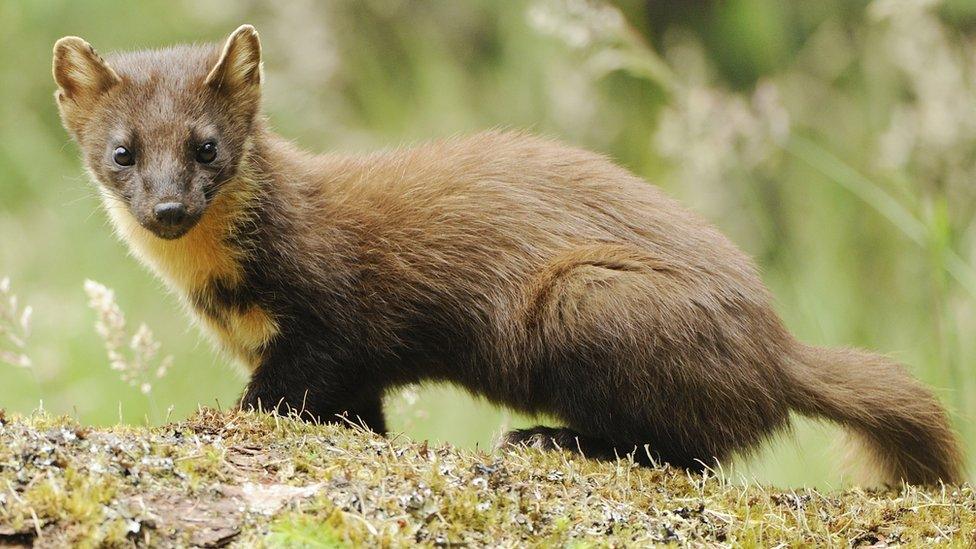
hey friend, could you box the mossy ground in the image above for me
[0,409,973,547]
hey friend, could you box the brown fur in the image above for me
[54,26,965,485]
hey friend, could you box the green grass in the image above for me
[1,0,975,488]
[268,516,348,549]
[0,410,974,547]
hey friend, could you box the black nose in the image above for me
[153,202,189,226]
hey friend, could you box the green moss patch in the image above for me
[0,409,972,547]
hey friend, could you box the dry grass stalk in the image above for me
[83,279,172,394]
[0,276,32,369]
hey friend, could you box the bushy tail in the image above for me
[785,344,964,485]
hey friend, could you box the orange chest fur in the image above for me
[102,192,278,370]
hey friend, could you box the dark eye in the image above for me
[195,141,217,164]
[113,146,134,167]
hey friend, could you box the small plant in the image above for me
[0,276,32,369]
[84,280,172,394]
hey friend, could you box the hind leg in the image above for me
[499,426,615,460]
[499,426,676,468]
[518,244,792,470]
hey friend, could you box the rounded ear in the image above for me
[206,24,262,99]
[53,36,120,102]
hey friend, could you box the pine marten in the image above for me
[53,25,964,484]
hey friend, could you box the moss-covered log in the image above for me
[0,410,973,547]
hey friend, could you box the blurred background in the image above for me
[2,0,976,487]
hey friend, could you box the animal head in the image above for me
[53,25,262,239]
